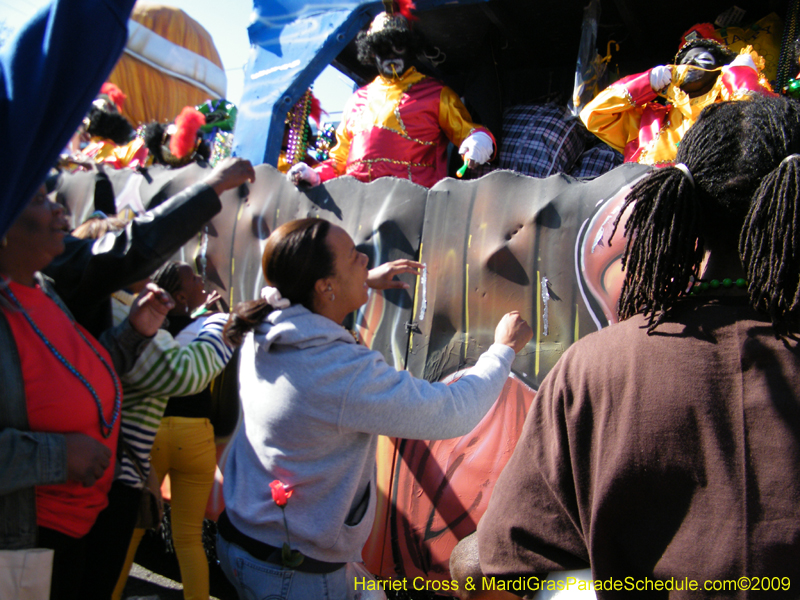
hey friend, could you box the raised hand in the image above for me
[493,311,533,353]
[367,259,424,290]
[128,283,174,337]
[202,157,256,196]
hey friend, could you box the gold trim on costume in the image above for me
[616,86,636,107]
[638,117,671,164]
[348,157,434,169]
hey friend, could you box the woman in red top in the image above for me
[0,187,170,600]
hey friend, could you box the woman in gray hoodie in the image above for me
[217,217,532,600]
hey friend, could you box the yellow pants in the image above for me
[113,417,216,600]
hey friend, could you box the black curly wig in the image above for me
[142,122,168,164]
[142,121,210,166]
[85,107,135,145]
[355,14,420,67]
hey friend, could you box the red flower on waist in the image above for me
[269,480,303,567]
[270,480,293,507]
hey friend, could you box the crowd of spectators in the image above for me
[2,2,799,600]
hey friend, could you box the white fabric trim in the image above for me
[674,163,695,188]
[124,19,227,98]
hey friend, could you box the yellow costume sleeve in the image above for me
[326,120,351,177]
[579,71,655,154]
[316,95,356,180]
[277,152,290,174]
[109,138,147,168]
[439,87,492,148]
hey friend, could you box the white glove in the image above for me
[287,162,321,187]
[729,53,757,72]
[458,131,493,165]
[649,65,672,91]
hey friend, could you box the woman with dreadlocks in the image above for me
[450,94,800,598]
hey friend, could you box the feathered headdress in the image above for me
[309,94,326,127]
[383,0,417,21]
[169,107,206,159]
[369,0,417,34]
[100,82,126,111]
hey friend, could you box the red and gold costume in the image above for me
[315,67,495,188]
[81,136,149,169]
[580,47,772,165]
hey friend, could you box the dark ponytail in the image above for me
[223,218,335,346]
[223,299,273,346]
[740,156,800,337]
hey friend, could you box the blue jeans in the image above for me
[217,533,350,600]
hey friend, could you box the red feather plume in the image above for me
[397,0,418,21]
[100,82,126,111]
[170,107,206,159]
[309,94,327,127]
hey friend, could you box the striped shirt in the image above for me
[112,292,233,488]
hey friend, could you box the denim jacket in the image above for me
[0,177,221,547]
[0,274,146,548]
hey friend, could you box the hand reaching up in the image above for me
[203,157,256,196]
[367,259,424,290]
[128,283,174,337]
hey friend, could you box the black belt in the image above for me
[217,509,345,574]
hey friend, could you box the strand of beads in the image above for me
[2,287,121,438]
[689,277,747,295]
[776,0,800,92]
[285,90,312,166]
[312,123,336,161]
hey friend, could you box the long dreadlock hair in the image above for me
[611,94,800,336]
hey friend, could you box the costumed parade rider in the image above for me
[580,31,773,166]
[67,83,149,170]
[142,106,211,167]
[288,0,496,188]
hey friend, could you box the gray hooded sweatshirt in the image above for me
[223,304,515,564]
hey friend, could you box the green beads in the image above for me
[689,278,747,295]
[784,79,800,99]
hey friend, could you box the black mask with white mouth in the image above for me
[375,44,408,78]
[377,57,405,78]
[675,48,726,97]
[678,49,719,85]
